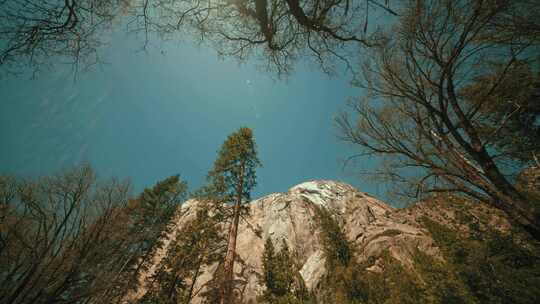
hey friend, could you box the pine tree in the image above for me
[124,175,188,294]
[314,206,358,303]
[205,127,261,304]
[315,207,352,270]
[140,209,224,304]
[261,237,277,298]
[259,238,310,304]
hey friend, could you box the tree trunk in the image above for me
[186,254,204,304]
[220,199,242,304]
[470,150,540,240]
[443,73,540,240]
[220,163,245,304]
[491,187,540,241]
[168,274,180,301]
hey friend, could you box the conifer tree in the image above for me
[259,238,310,304]
[261,238,277,299]
[315,207,352,270]
[123,175,188,295]
[140,209,224,304]
[205,127,261,304]
[314,206,359,303]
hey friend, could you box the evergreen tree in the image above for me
[259,238,310,304]
[315,206,427,304]
[315,207,352,269]
[314,206,359,303]
[140,209,224,304]
[123,175,188,295]
[204,127,261,304]
[261,238,277,299]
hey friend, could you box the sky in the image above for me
[0,29,388,201]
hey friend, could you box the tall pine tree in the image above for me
[205,127,261,304]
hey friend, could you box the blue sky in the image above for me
[0,30,388,200]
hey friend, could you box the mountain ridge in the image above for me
[126,180,446,303]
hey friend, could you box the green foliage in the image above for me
[199,127,261,303]
[421,216,540,304]
[412,249,475,304]
[205,127,261,205]
[140,209,225,304]
[314,206,441,304]
[122,175,188,294]
[314,207,353,269]
[130,175,187,250]
[349,252,427,304]
[312,201,540,304]
[315,205,359,303]
[259,238,311,304]
[519,185,540,222]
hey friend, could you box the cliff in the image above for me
[125,180,538,303]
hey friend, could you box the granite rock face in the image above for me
[128,180,441,303]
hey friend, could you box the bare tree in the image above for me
[0,165,134,304]
[0,0,132,75]
[128,0,398,75]
[1,0,398,76]
[337,0,540,238]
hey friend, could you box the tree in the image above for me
[315,207,352,269]
[336,0,540,239]
[120,175,188,300]
[261,238,277,301]
[314,206,427,304]
[420,211,540,304]
[133,0,398,75]
[140,208,225,304]
[203,127,260,304]
[0,0,398,76]
[259,238,309,304]
[313,206,359,303]
[460,61,540,164]
[0,165,189,304]
[0,0,132,75]
[0,165,132,304]
[129,175,187,257]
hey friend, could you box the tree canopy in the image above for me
[336,0,540,238]
[0,0,399,75]
[0,165,189,304]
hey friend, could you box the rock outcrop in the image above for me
[127,180,449,303]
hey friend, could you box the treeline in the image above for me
[0,165,187,304]
[1,1,539,239]
[1,130,539,304]
[1,127,261,304]
[137,127,261,304]
[258,204,540,304]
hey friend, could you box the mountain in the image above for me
[125,180,539,304]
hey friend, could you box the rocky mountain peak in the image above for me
[126,180,442,303]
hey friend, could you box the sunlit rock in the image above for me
[127,180,442,303]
